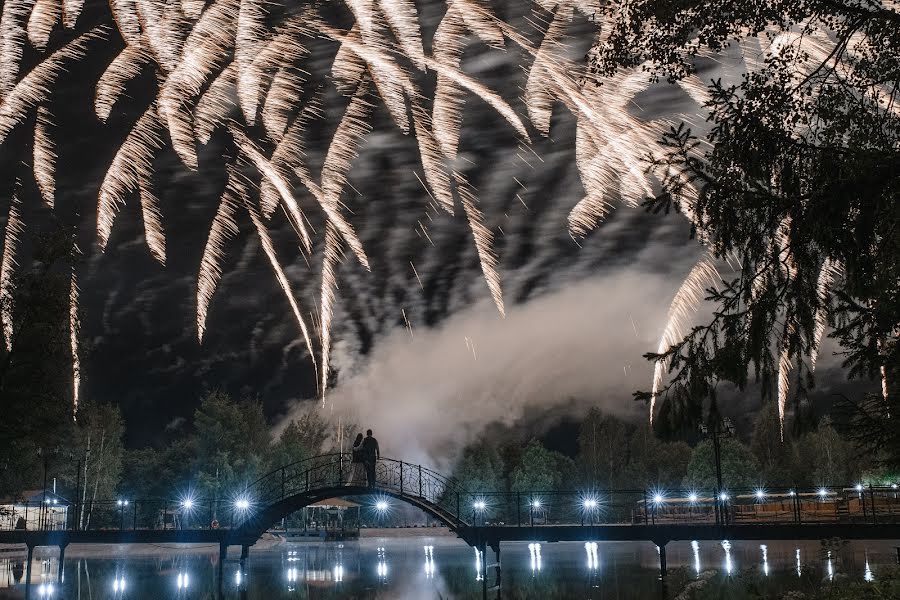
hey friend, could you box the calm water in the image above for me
[2,537,897,599]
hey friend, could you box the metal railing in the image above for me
[4,457,900,533]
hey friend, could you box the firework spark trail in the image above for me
[650,252,720,423]
[235,166,318,383]
[263,66,308,141]
[424,56,530,142]
[456,172,505,316]
[62,0,84,28]
[95,44,152,122]
[431,4,465,159]
[318,20,413,133]
[27,0,58,51]
[159,0,240,170]
[774,217,797,438]
[0,191,23,353]
[317,83,374,398]
[109,0,141,44]
[526,1,572,135]
[453,0,504,47]
[318,84,373,270]
[333,25,367,93]
[0,28,101,145]
[138,183,166,263]
[411,103,455,213]
[33,105,56,207]
[135,0,184,73]
[319,223,343,401]
[194,63,236,144]
[810,258,843,370]
[0,0,32,101]
[181,0,205,20]
[236,0,266,124]
[260,93,323,217]
[69,265,80,419]
[378,0,425,70]
[97,102,164,252]
[229,125,313,254]
[197,178,241,342]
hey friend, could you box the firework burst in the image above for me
[0,0,874,421]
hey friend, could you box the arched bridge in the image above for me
[232,453,475,540]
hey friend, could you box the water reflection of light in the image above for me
[827,550,834,581]
[37,583,55,597]
[796,548,802,577]
[474,548,483,581]
[760,544,769,576]
[691,541,701,576]
[376,547,387,580]
[584,542,599,570]
[112,575,127,593]
[176,572,190,589]
[334,564,344,582]
[529,543,542,573]
[864,553,874,582]
[424,545,435,579]
[721,540,733,575]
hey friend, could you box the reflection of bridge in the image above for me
[2,453,900,598]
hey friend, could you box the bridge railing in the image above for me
[244,454,478,528]
[450,486,900,528]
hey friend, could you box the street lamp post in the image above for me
[700,417,734,525]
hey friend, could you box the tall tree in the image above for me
[684,438,762,490]
[588,1,899,443]
[578,408,629,488]
[271,410,329,468]
[0,225,77,495]
[510,439,563,493]
[192,390,270,501]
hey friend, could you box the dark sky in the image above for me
[0,0,871,457]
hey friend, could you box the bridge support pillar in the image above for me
[57,543,68,583]
[240,544,250,565]
[217,542,228,596]
[24,544,35,600]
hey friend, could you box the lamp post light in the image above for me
[375,499,389,526]
[117,500,129,530]
[582,498,598,526]
[530,499,540,527]
[473,500,486,526]
[233,498,251,528]
[181,498,195,530]
[700,417,734,525]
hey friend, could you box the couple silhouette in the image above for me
[350,429,380,487]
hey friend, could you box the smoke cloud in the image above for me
[281,244,706,471]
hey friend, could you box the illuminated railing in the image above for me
[4,458,900,533]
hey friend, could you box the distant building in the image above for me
[0,490,70,530]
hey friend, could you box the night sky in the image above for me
[0,0,870,459]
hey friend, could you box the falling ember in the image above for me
[69,267,81,420]
[401,308,413,338]
[410,261,423,290]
